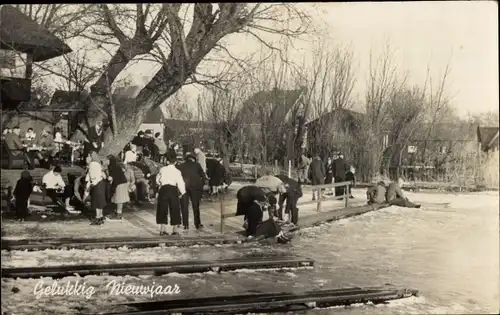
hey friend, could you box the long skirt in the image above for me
[90,180,107,210]
[156,184,181,225]
[111,183,130,204]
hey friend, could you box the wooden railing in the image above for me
[218,181,353,233]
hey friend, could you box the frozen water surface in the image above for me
[1,190,498,314]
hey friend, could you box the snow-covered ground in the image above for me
[2,189,498,315]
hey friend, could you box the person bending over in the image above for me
[385,182,421,208]
[42,165,68,213]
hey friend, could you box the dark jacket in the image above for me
[332,157,348,179]
[14,171,33,200]
[385,183,405,202]
[87,126,104,148]
[206,158,225,186]
[275,174,302,197]
[5,133,24,153]
[108,156,128,196]
[309,157,325,185]
[236,185,270,216]
[325,162,334,184]
[176,159,205,190]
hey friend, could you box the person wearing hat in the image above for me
[156,154,186,235]
[332,152,348,197]
[31,128,55,169]
[177,153,206,231]
[83,120,105,159]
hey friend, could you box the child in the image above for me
[13,171,34,221]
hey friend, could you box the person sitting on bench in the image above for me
[4,126,32,168]
[29,128,55,169]
[42,165,68,212]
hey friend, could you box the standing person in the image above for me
[156,155,186,235]
[275,174,303,225]
[332,152,348,197]
[324,157,334,195]
[154,132,167,161]
[309,155,325,201]
[206,157,226,196]
[166,143,179,163]
[107,155,130,220]
[83,152,107,225]
[297,153,311,184]
[83,121,105,159]
[194,147,207,174]
[177,154,206,231]
[13,171,34,221]
[345,165,356,199]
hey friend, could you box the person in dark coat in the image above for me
[107,155,130,219]
[332,153,349,196]
[177,154,206,230]
[309,155,325,200]
[13,171,33,221]
[206,158,226,195]
[385,182,421,208]
[235,185,276,237]
[83,121,105,159]
[275,174,303,225]
[166,143,179,163]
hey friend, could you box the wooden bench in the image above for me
[1,140,26,169]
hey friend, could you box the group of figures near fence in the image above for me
[6,119,421,242]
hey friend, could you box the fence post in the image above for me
[274,160,278,175]
[219,193,225,234]
[288,160,291,178]
[254,165,258,180]
[344,183,349,208]
[316,186,322,212]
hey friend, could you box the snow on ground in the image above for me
[1,244,290,268]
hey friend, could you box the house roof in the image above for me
[48,90,88,111]
[143,107,165,124]
[238,87,306,124]
[306,108,365,129]
[0,5,72,61]
[477,126,500,152]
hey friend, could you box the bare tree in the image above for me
[300,40,357,159]
[53,3,312,156]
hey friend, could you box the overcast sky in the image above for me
[59,2,498,118]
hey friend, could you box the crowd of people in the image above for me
[7,120,420,242]
[3,125,78,169]
[297,152,356,200]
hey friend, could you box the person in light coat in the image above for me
[194,148,207,174]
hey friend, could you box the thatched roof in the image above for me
[477,126,500,152]
[238,87,306,125]
[306,108,365,132]
[49,90,88,111]
[143,107,165,124]
[0,5,72,61]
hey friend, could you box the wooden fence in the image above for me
[218,181,352,233]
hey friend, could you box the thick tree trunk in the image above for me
[70,39,153,144]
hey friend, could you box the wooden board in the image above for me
[2,256,314,279]
[109,286,418,315]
